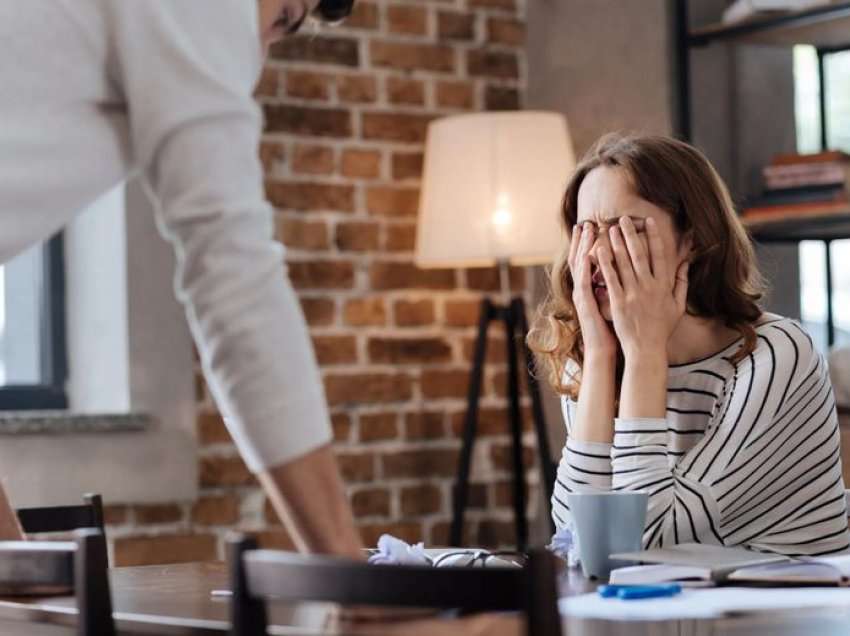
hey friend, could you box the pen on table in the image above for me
[597,583,682,600]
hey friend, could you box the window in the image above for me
[0,236,68,410]
[793,45,850,352]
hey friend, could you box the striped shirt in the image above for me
[552,313,850,557]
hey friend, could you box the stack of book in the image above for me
[742,150,850,222]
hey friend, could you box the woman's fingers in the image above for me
[608,225,637,291]
[645,217,668,282]
[596,244,623,301]
[618,217,651,280]
[568,223,581,271]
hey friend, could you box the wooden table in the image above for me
[2,562,850,635]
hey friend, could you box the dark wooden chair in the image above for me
[0,529,115,636]
[227,534,562,636]
[16,493,108,566]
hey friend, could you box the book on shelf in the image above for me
[741,198,848,222]
[749,182,845,206]
[609,542,850,587]
[722,0,832,24]
[762,150,850,190]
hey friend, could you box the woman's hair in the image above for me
[528,133,766,399]
[313,0,355,22]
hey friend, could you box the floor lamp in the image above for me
[415,112,576,550]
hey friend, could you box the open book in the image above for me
[609,543,798,585]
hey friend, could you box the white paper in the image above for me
[560,587,850,621]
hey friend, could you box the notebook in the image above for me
[609,543,791,584]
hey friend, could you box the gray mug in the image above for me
[565,491,648,580]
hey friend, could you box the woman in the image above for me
[0,0,362,556]
[530,134,848,556]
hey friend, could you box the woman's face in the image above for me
[258,0,320,50]
[574,165,690,322]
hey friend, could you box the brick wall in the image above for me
[106,0,535,567]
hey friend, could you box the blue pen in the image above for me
[597,583,682,600]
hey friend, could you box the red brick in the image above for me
[461,334,507,364]
[467,50,519,79]
[199,455,255,487]
[133,504,183,525]
[343,1,379,30]
[359,413,399,442]
[487,17,525,45]
[469,0,516,10]
[421,369,470,398]
[300,297,336,326]
[269,35,359,67]
[468,483,488,509]
[385,224,417,252]
[436,80,475,109]
[264,105,352,137]
[490,443,536,472]
[366,187,420,218]
[288,260,355,290]
[103,505,128,526]
[491,369,528,398]
[394,299,435,326]
[352,488,391,517]
[404,412,445,440]
[370,41,455,73]
[253,529,298,551]
[259,142,285,173]
[255,67,280,98]
[391,152,424,180]
[325,373,413,405]
[464,266,525,291]
[343,297,387,326]
[476,520,515,549]
[401,485,442,516]
[362,112,434,143]
[197,411,232,446]
[341,149,381,178]
[312,335,358,365]
[438,11,476,40]
[387,5,428,35]
[449,406,531,437]
[336,221,380,252]
[278,218,330,250]
[286,70,332,100]
[386,77,426,106]
[381,449,459,479]
[370,262,455,291]
[191,495,240,526]
[368,337,452,364]
[291,145,335,175]
[359,522,422,547]
[114,534,217,567]
[492,480,513,507]
[332,412,353,443]
[266,181,355,212]
[485,85,520,111]
[337,74,378,103]
[430,521,476,547]
[444,299,482,327]
[336,452,376,482]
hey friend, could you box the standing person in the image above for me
[531,133,848,556]
[0,0,364,557]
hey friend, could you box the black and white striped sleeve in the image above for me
[611,321,848,555]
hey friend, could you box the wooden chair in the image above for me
[227,534,562,636]
[16,493,109,566]
[0,529,115,636]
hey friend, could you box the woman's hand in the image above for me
[569,223,617,360]
[596,216,689,362]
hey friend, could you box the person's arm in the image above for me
[0,485,24,540]
[101,2,362,556]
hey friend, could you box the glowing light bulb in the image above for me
[492,193,512,230]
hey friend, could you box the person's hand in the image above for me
[596,216,688,361]
[569,223,617,360]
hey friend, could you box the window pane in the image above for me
[793,45,821,154]
[825,50,850,151]
[0,244,46,385]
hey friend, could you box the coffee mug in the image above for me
[565,491,649,580]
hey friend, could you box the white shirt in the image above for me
[0,1,330,471]
[553,314,849,556]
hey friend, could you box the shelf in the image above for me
[689,2,850,48]
[743,209,850,242]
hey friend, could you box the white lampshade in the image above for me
[415,111,575,269]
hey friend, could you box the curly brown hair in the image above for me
[527,133,766,399]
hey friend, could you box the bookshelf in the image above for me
[676,1,850,346]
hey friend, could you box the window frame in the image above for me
[0,234,68,410]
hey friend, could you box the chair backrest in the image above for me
[17,493,105,535]
[0,529,115,636]
[227,535,562,636]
